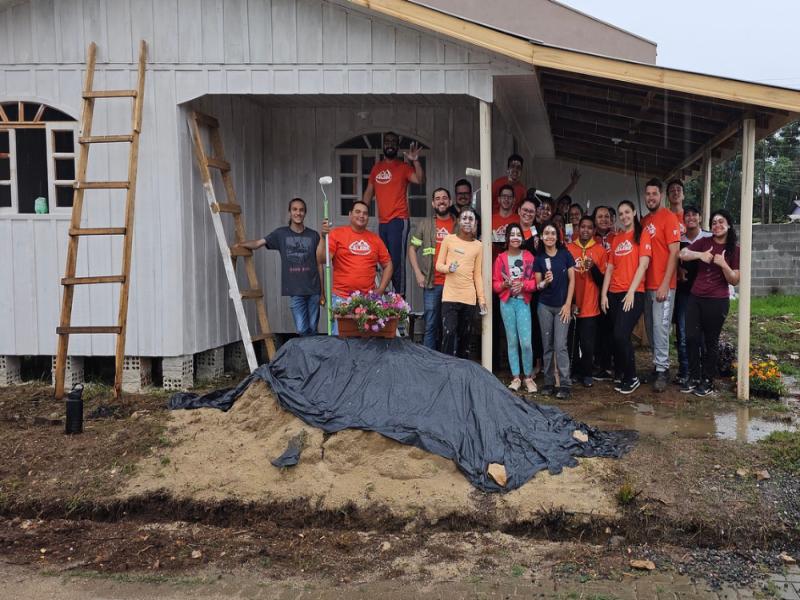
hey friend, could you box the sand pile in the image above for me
[124,381,617,522]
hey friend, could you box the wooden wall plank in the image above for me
[32,0,57,63]
[153,0,180,63]
[129,0,154,63]
[0,9,12,65]
[83,0,109,62]
[11,220,38,354]
[11,2,34,64]
[247,0,273,63]
[223,0,249,63]
[178,0,203,63]
[395,27,419,63]
[33,220,60,354]
[371,21,395,63]
[54,0,85,64]
[201,0,224,63]
[346,13,371,63]
[296,0,323,64]
[271,0,297,64]
[0,221,15,354]
[106,0,134,63]
[321,2,346,64]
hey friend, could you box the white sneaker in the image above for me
[524,378,537,393]
[508,378,522,392]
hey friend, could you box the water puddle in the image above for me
[575,402,797,443]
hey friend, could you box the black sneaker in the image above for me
[680,379,697,393]
[653,371,668,393]
[593,369,613,381]
[617,378,641,395]
[540,385,555,396]
[673,374,688,386]
[693,380,714,397]
[582,376,594,388]
[556,387,571,400]
[613,374,623,385]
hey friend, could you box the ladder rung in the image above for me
[250,333,275,342]
[83,89,137,98]
[241,289,263,299]
[194,112,219,128]
[230,246,252,257]
[62,275,126,286]
[79,135,134,144]
[69,227,127,236]
[212,202,241,214]
[207,158,231,171]
[75,181,130,189]
[57,326,122,335]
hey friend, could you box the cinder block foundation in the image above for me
[51,356,85,389]
[196,347,224,381]
[122,356,153,393]
[224,342,249,373]
[162,354,193,391]
[0,356,22,386]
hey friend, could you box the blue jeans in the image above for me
[289,295,320,336]
[423,285,444,350]
[500,297,533,377]
[674,290,689,379]
[379,218,410,296]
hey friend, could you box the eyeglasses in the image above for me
[519,208,535,214]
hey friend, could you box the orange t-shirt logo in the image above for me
[348,240,372,255]
[374,169,392,185]
[615,240,633,256]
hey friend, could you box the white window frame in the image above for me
[0,128,18,215]
[45,121,79,215]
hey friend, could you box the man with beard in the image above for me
[409,188,457,350]
[641,178,681,393]
[450,178,481,236]
[666,178,687,236]
[491,154,526,213]
[362,131,425,298]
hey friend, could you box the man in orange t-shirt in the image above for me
[567,216,607,387]
[362,131,425,297]
[317,200,393,334]
[491,184,519,259]
[667,178,687,236]
[491,154,526,213]
[641,178,681,392]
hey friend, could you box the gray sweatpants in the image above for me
[537,303,571,388]
[644,289,676,373]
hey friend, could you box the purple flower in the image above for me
[371,324,380,332]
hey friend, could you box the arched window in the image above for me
[0,101,77,214]
[336,132,429,217]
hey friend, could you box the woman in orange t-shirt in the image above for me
[600,200,652,395]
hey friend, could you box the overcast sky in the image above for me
[559,0,800,90]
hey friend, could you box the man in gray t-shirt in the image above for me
[237,198,324,336]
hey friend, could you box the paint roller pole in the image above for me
[479,100,492,372]
[319,176,333,335]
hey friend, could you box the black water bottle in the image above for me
[65,384,84,435]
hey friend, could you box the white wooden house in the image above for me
[1,0,798,397]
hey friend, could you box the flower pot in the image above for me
[336,315,398,339]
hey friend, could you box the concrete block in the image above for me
[196,347,224,381]
[51,356,84,389]
[121,356,153,393]
[162,355,193,391]
[224,342,249,373]
[0,356,22,386]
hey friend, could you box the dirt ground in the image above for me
[1,370,798,594]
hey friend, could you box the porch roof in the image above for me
[347,0,800,179]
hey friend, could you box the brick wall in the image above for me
[750,223,800,296]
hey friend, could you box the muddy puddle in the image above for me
[563,400,796,442]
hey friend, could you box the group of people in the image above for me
[237,132,741,399]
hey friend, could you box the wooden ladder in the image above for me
[54,41,148,400]
[187,110,276,371]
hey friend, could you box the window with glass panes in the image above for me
[336,132,428,218]
[0,101,77,214]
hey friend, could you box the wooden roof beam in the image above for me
[557,150,664,178]
[554,135,684,164]
[549,112,711,146]
[347,0,800,113]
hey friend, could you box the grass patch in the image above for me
[615,481,639,506]
[760,431,800,474]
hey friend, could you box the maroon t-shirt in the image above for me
[688,237,740,299]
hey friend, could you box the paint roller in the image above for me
[319,176,333,335]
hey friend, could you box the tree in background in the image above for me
[684,120,800,224]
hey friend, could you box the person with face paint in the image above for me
[450,179,482,236]
[492,223,538,393]
[567,216,607,387]
[362,131,425,298]
[673,205,711,386]
[534,222,576,399]
[436,209,487,359]
[408,188,457,350]
[679,209,740,397]
[236,198,323,336]
[600,201,652,395]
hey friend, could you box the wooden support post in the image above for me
[479,100,492,372]
[701,151,712,228]
[737,118,756,401]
